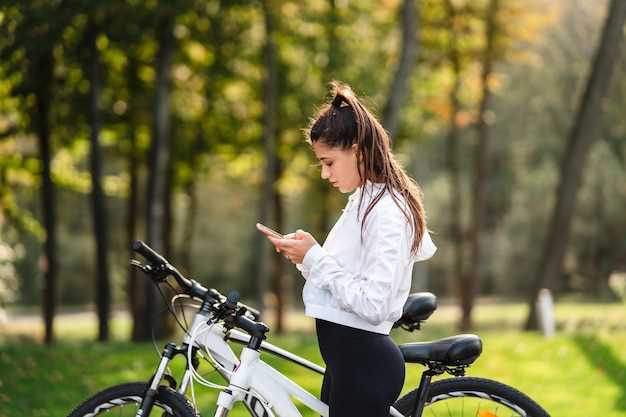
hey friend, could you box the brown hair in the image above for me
[305,81,427,256]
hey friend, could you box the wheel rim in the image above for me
[426,391,528,417]
[82,396,176,417]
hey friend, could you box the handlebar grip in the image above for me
[132,240,168,265]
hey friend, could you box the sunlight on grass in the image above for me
[2,301,626,417]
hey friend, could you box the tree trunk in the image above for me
[443,0,467,331]
[36,50,56,345]
[126,58,143,342]
[524,0,626,330]
[461,0,499,332]
[382,0,419,139]
[163,149,174,262]
[143,14,176,340]
[178,0,226,278]
[86,21,111,341]
[178,131,202,279]
[271,156,286,333]
[179,178,197,276]
[314,0,342,249]
[253,0,280,326]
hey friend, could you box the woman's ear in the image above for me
[351,143,358,154]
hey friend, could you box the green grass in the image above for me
[2,301,626,417]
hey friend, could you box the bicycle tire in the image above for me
[393,377,550,417]
[67,382,199,417]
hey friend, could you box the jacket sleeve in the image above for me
[295,262,310,279]
[301,208,406,325]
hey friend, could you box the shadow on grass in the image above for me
[574,334,626,410]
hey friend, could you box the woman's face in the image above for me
[312,141,362,193]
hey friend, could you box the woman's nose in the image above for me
[321,166,330,179]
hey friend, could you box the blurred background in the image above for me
[1,0,625,416]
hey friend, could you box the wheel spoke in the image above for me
[423,396,529,417]
[398,379,545,417]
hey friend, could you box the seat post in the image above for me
[411,369,438,417]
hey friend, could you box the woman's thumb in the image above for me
[295,229,305,239]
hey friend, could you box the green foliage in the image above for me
[0,0,624,312]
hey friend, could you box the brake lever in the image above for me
[130,259,152,273]
[129,259,170,282]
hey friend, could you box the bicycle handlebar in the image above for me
[131,240,261,321]
[132,240,168,265]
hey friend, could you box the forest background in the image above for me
[0,0,625,347]
[3,0,626,416]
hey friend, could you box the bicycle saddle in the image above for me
[393,292,437,328]
[399,334,482,366]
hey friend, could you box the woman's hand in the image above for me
[269,230,318,264]
[259,227,318,264]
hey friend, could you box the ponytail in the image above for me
[306,81,427,256]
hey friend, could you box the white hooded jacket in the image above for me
[296,180,437,335]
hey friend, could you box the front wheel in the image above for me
[393,377,550,417]
[67,382,199,417]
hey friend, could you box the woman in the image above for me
[257,81,437,417]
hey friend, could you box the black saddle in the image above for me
[393,292,437,329]
[399,334,482,366]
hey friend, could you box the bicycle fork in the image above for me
[135,342,192,417]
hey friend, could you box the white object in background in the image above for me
[536,288,555,337]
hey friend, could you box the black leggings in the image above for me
[316,318,405,417]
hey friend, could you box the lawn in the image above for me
[1,300,625,417]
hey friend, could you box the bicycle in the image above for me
[67,240,551,417]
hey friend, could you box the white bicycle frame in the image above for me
[182,310,405,417]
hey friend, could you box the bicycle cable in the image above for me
[170,294,201,331]
[161,279,195,336]
[186,319,235,405]
[186,320,236,389]
[150,274,270,411]
[156,279,247,398]
[186,319,270,410]
[151,282,195,376]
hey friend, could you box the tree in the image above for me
[253,0,280,326]
[101,0,152,342]
[85,13,111,342]
[0,2,68,344]
[442,0,467,328]
[382,0,419,139]
[525,0,626,329]
[463,0,500,331]
[144,9,177,340]
[125,55,145,342]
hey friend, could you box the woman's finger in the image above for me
[276,239,296,248]
[266,236,282,252]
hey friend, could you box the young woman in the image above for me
[257,82,437,417]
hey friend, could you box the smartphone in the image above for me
[256,223,285,239]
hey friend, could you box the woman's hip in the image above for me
[315,319,405,373]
